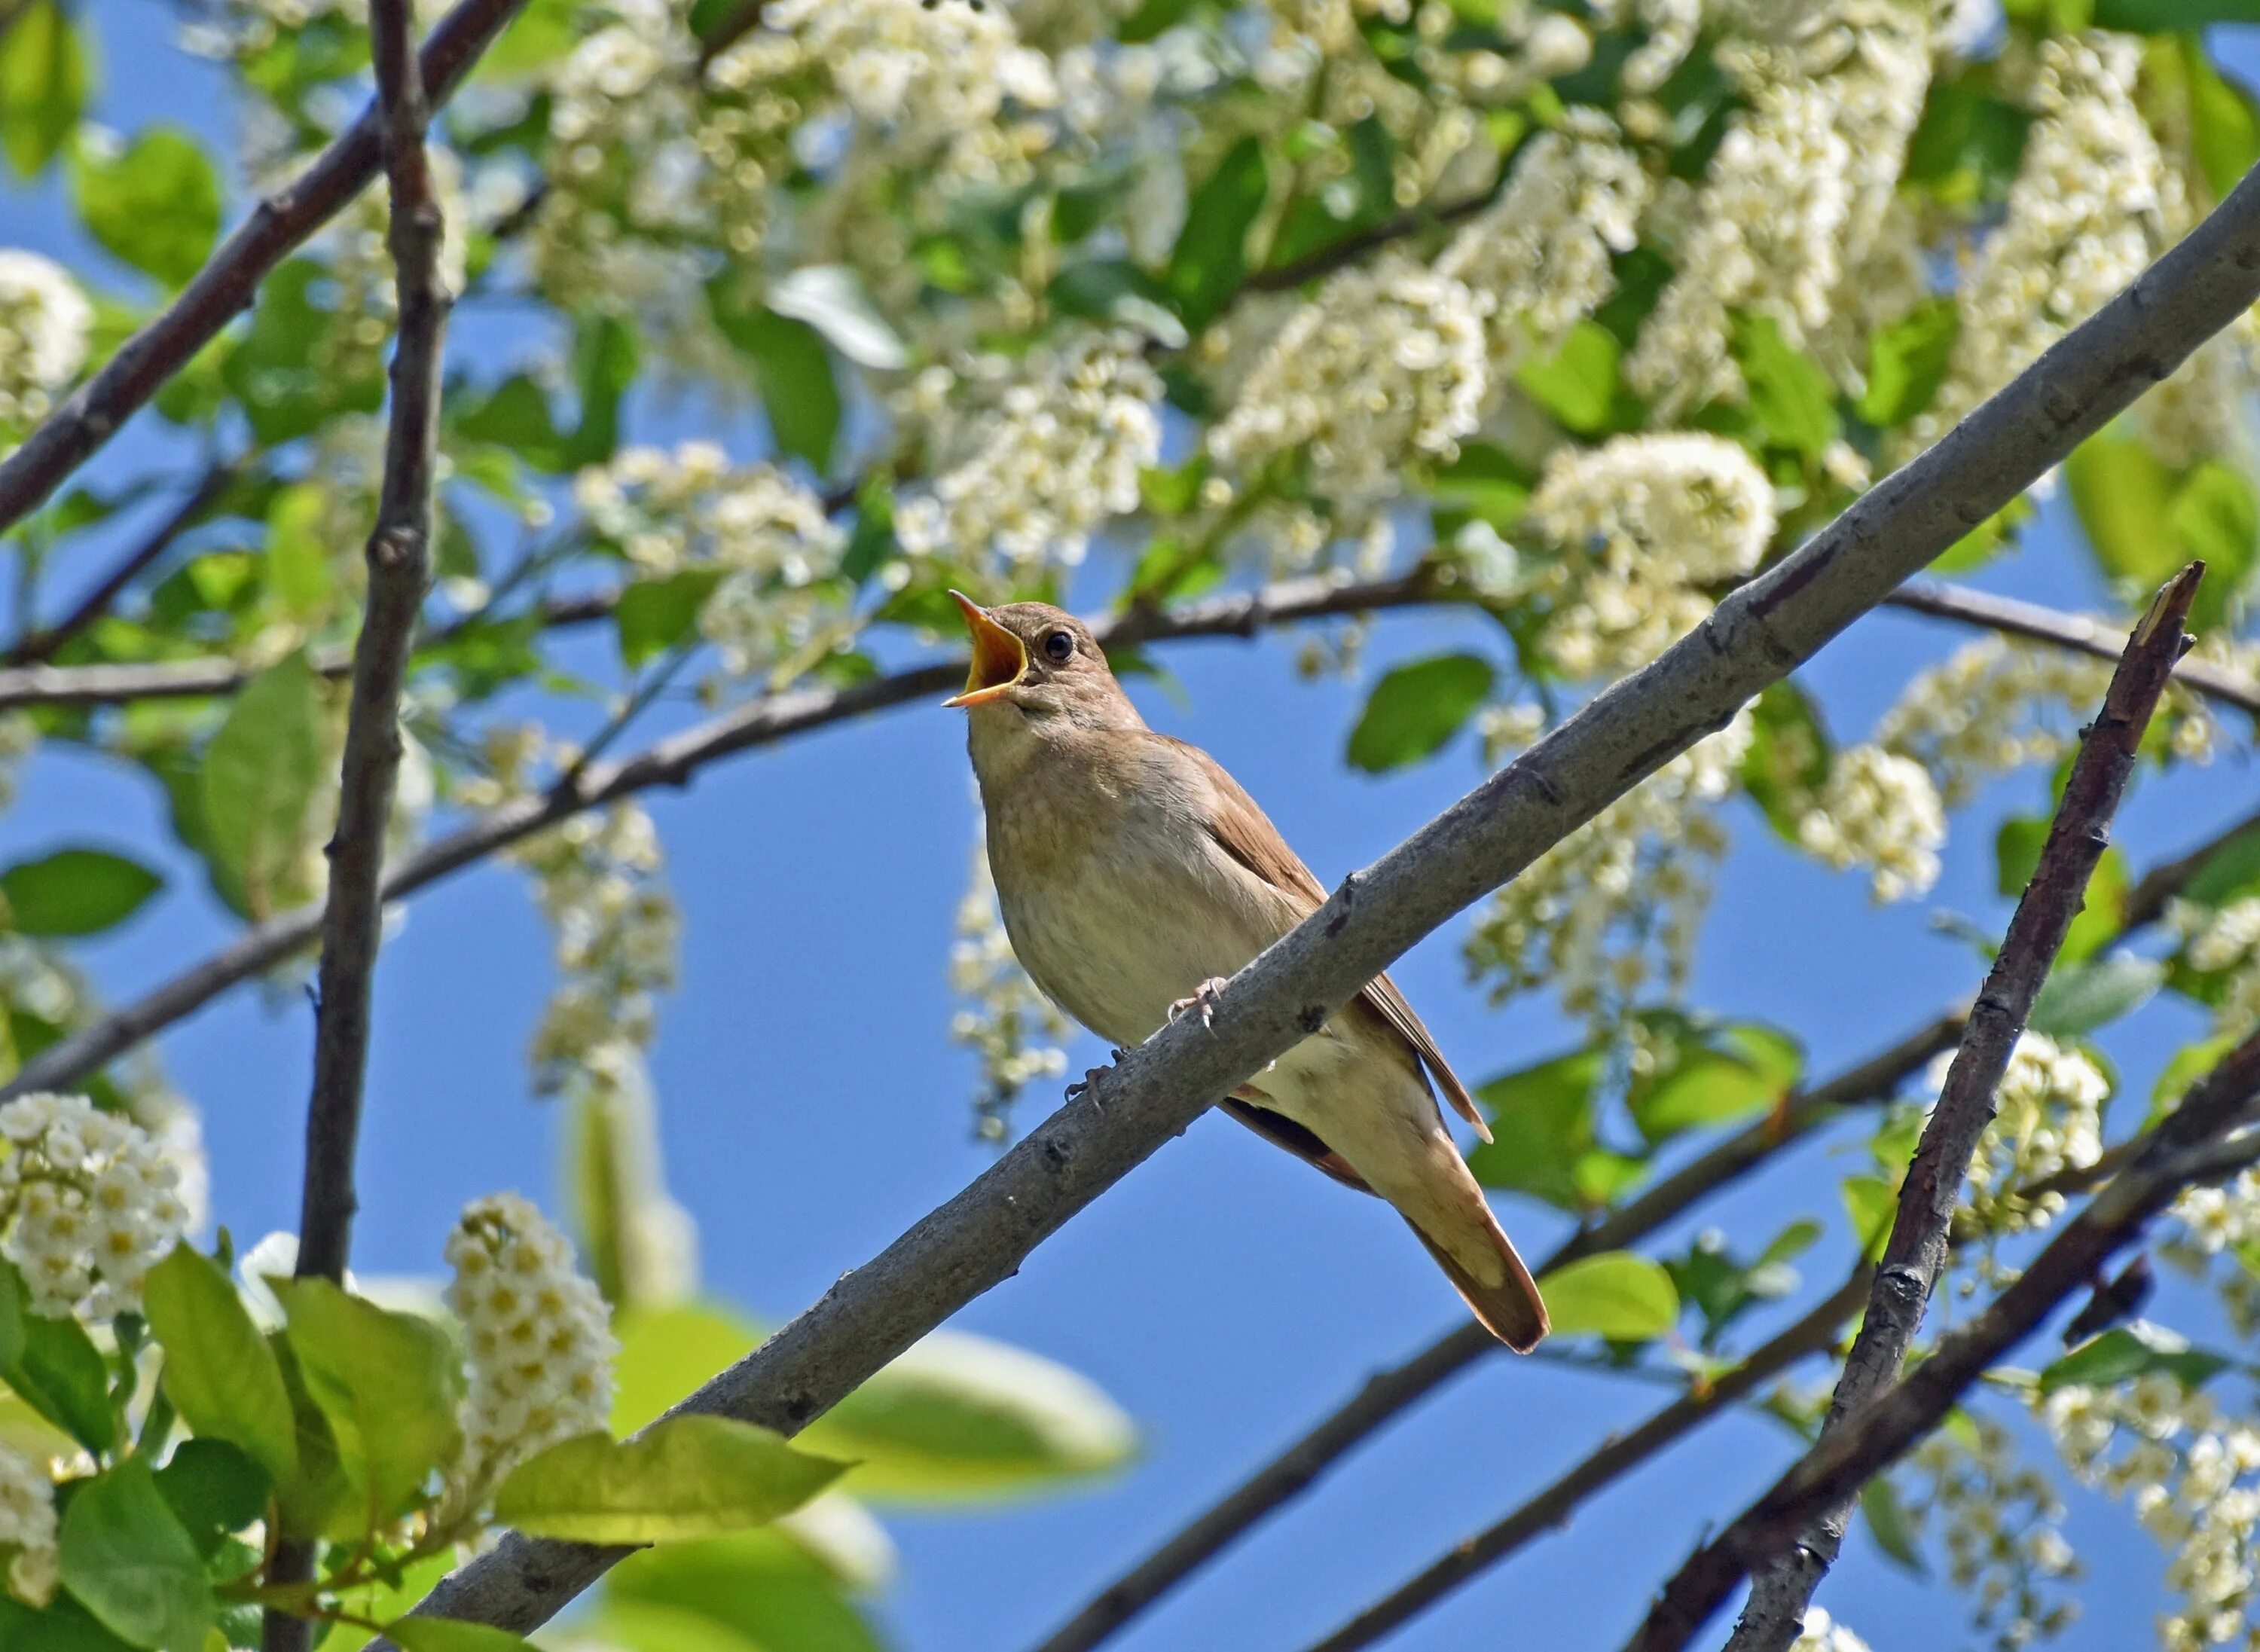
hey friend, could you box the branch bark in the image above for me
[1624,1028,2260,1652]
[265,8,450,1646]
[368,156,2260,1644]
[1721,563,2200,1652]
[0,0,527,538]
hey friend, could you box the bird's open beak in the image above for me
[943,591,1027,709]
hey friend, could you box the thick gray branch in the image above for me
[1724,565,2201,1652]
[374,147,2260,1644]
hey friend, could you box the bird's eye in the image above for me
[1042,630,1074,664]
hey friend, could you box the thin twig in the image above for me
[0,0,528,538]
[265,8,450,1648]
[364,154,2260,1645]
[1302,1270,1874,1652]
[5,459,237,665]
[1624,1028,2260,1652]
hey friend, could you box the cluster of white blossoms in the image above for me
[1597,0,1700,96]
[0,250,91,432]
[2167,898,2260,1043]
[445,1193,618,1489]
[1904,1415,2081,1648]
[1467,716,1752,1024]
[896,331,1164,572]
[951,841,1071,1141]
[1208,255,1488,509]
[767,0,1058,169]
[1789,1606,1874,1652]
[1877,640,2119,806]
[1913,32,2174,450]
[1797,744,1947,902]
[0,1093,191,1320]
[1437,111,1651,375]
[1516,433,1776,679]
[1938,1034,2109,1241]
[0,1444,55,1609]
[573,443,847,679]
[2039,1377,2260,1652]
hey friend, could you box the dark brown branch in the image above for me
[5,460,236,665]
[1626,1028,2260,1652]
[1026,1015,1959,1652]
[265,6,453,1650]
[365,160,2260,1644]
[1724,563,2200,1652]
[0,0,528,538]
[1302,1270,1873,1652]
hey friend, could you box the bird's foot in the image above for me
[1166,978,1229,1031]
[1067,1064,1110,1105]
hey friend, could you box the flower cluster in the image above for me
[1467,716,1752,1026]
[1942,1033,2109,1243]
[2168,897,2260,1043]
[896,331,1163,572]
[2039,1377,2260,1652]
[0,250,90,432]
[0,1444,55,1609]
[1208,255,1488,510]
[1913,32,2174,452]
[1790,1606,1874,1652]
[1877,640,2117,805]
[445,1193,618,1489]
[573,443,847,679]
[1436,111,1650,374]
[1518,432,1776,679]
[1797,744,1947,902]
[951,840,1071,1142]
[1905,1416,2081,1649]
[0,1092,191,1319]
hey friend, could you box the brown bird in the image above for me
[946,592,1547,1351]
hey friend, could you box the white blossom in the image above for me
[1791,1606,1873,1652]
[0,251,91,430]
[446,1193,618,1489]
[0,1444,54,1608]
[952,835,1071,1141]
[1797,744,1946,902]
[0,1093,190,1319]
[896,331,1162,571]
[1936,1033,2109,1240]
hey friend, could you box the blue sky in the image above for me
[6,9,2260,1648]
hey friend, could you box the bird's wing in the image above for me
[1166,737,1493,1145]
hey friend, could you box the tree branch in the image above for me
[365,157,2260,1644]
[1721,563,2200,1652]
[0,0,527,539]
[1624,1028,2260,1652]
[1302,1269,1874,1652]
[265,5,452,1647]
[5,459,237,666]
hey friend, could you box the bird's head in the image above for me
[944,593,1140,734]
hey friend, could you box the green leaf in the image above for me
[58,1459,214,1652]
[1858,298,1959,429]
[2182,38,2260,198]
[1741,680,1832,839]
[708,289,840,471]
[567,312,640,467]
[1538,1252,1679,1342]
[2094,0,2260,26]
[1861,1476,1926,1574]
[262,482,337,624]
[1117,0,1202,41]
[1902,78,2030,208]
[142,1244,297,1486]
[0,848,162,937]
[801,1330,1135,1503]
[0,1260,115,1452]
[1165,137,1267,330]
[1632,1024,1801,1140]
[151,1440,270,1560]
[2067,430,2180,588]
[2167,460,2256,628]
[383,1620,539,1652]
[0,1594,139,1651]
[603,1523,887,1652]
[199,655,326,920]
[1345,654,1495,773]
[493,1416,847,1544]
[1731,312,1838,460]
[2063,845,2130,966]
[70,127,221,289]
[0,0,91,179]
[614,570,725,669]
[2039,1321,2229,1391]
[274,1277,463,1528]
[766,266,906,371]
[2185,826,2260,906]
[1429,442,1534,536]
[1842,1173,1898,1260]
[1514,320,1629,436]
[1994,814,2048,896]
[1467,1048,1644,1211]
[2029,952,2164,1037]
[223,261,385,444]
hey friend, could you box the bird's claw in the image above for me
[1167,978,1229,1031]
[1067,1065,1110,1104]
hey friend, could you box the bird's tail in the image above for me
[1403,1193,1548,1353]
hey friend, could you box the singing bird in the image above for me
[946,592,1547,1351]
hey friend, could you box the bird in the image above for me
[945,591,1547,1351]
